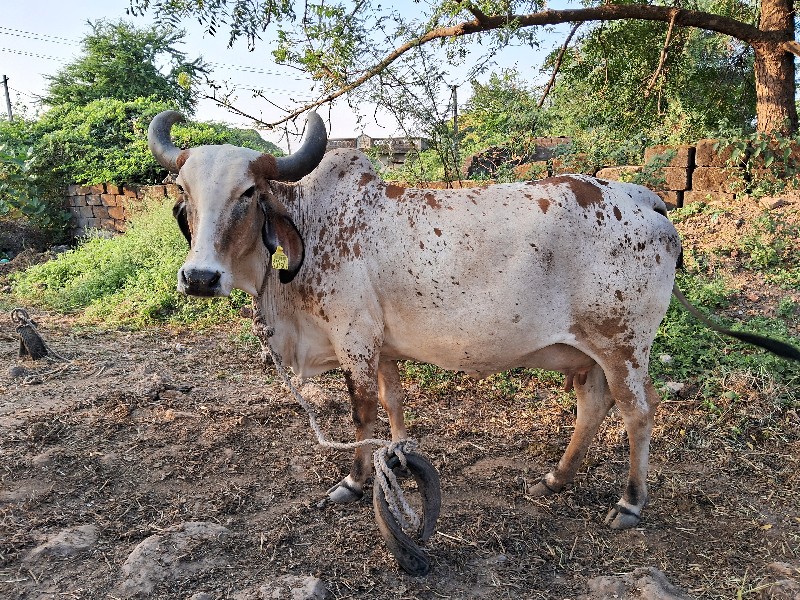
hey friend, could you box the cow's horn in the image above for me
[148,110,185,173]
[274,112,327,182]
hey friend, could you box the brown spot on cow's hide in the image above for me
[419,241,425,250]
[433,228,442,237]
[385,184,405,199]
[548,175,604,209]
[358,173,375,188]
[537,198,550,213]
[176,150,190,171]
[613,205,623,221]
[615,290,624,302]
[249,154,278,184]
[597,316,628,339]
[424,193,440,208]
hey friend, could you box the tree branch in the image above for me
[537,22,581,109]
[644,10,678,97]
[260,5,774,127]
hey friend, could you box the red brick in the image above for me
[100,194,118,207]
[108,206,125,220]
[695,139,739,167]
[105,184,121,195]
[86,194,102,206]
[659,167,690,191]
[114,220,127,232]
[644,145,695,168]
[100,218,117,231]
[92,206,110,219]
[683,190,736,204]
[691,167,742,193]
[655,191,683,209]
[595,166,642,181]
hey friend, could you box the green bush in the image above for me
[0,97,282,236]
[11,197,248,327]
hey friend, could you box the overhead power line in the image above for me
[0,47,68,62]
[0,26,79,45]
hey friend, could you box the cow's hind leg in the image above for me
[529,363,614,497]
[602,372,660,529]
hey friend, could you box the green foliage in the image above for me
[11,198,248,327]
[0,143,69,231]
[44,20,207,114]
[542,12,757,150]
[651,271,799,409]
[459,71,544,160]
[716,129,800,197]
[0,97,280,234]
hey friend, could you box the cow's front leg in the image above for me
[326,362,379,504]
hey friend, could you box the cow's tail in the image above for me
[672,284,800,361]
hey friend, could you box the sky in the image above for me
[0,1,570,151]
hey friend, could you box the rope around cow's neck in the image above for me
[250,300,421,533]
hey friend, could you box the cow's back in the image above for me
[292,154,680,373]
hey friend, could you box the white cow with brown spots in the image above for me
[147,111,796,537]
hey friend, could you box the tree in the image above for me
[128,0,799,135]
[543,14,758,145]
[44,20,208,114]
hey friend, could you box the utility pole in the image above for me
[2,75,12,121]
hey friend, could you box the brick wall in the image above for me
[594,140,754,209]
[65,183,183,239]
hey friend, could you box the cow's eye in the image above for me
[241,186,256,199]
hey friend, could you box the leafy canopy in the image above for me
[44,19,208,114]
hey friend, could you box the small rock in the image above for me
[760,197,790,210]
[115,521,231,598]
[581,567,694,600]
[767,562,799,578]
[25,525,99,561]
[663,382,685,395]
[257,575,327,600]
[9,365,28,378]
[658,354,673,364]
[31,447,61,468]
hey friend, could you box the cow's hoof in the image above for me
[604,504,641,529]
[527,476,561,498]
[325,478,364,504]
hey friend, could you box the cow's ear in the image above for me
[173,200,191,245]
[262,210,305,284]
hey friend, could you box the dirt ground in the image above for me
[1,197,799,599]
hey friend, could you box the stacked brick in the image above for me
[685,139,741,204]
[65,183,183,239]
[642,145,695,209]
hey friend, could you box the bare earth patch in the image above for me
[1,197,799,598]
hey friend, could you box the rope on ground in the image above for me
[251,316,421,533]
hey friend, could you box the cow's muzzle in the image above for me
[178,267,224,297]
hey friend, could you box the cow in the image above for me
[147,110,799,542]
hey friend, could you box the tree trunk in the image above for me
[754,0,797,134]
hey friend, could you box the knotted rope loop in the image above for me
[251,305,422,533]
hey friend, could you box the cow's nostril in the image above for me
[209,271,221,287]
